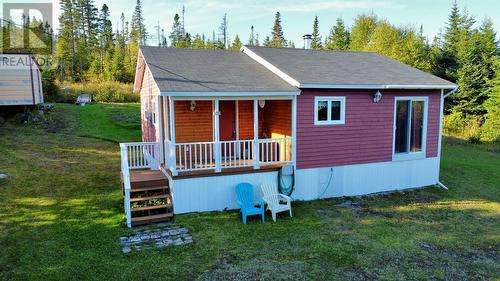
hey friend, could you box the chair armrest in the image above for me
[277,194,292,202]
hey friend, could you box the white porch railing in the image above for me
[174,137,292,173]
[119,142,160,227]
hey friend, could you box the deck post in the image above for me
[169,97,178,176]
[214,98,222,172]
[292,95,297,167]
[253,99,260,169]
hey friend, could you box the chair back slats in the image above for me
[236,183,254,208]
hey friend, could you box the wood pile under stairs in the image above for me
[123,170,173,226]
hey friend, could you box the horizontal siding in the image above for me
[296,89,441,169]
[175,101,213,143]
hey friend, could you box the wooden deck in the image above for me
[168,163,285,179]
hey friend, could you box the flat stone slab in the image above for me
[120,226,192,253]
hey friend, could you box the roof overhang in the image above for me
[298,83,458,90]
[160,91,300,97]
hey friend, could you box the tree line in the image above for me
[1,0,498,140]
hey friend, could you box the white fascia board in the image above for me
[240,46,301,88]
[443,86,459,98]
[160,91,300,97]
[298,83,457,90]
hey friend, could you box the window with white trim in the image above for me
[314,96,345,125]
[393,97,428,161]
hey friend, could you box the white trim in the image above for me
[160,91,299,97]
[240,46,301,87]
[392,96,428,162]
[292,95,297,168]
[235,100,239,140]
[313,96,346,125]
[169,98,177,176]
[253,99,260,169]
[438,90,444,158]
[298,83,457,90]
[214,99,222,172]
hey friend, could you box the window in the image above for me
[314,96,345,125]
[393,97,428,161]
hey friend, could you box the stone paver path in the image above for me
[120,224,193,253]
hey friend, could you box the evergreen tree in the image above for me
[192,34,205,48]
[350,13,377,50]
[263,35,271,47]
[288,40,295,48]
[169,13,183,47]
[325,18,350,50]
[130,0,146,45]
[248,25,256,46]
[311,16,322,50]
[482,57,500,141]
[230,34,242,50]
[218,13,228,49]
[270,12,286,48]
[57,0,78,80]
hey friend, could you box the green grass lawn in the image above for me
[0,103,498,280]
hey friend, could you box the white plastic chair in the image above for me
[260,182,292,222]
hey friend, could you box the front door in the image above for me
[219,101,236,141]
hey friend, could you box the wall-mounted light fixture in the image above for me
[258,100,266,108]
[189,100,197,111]
[373,91,382,103]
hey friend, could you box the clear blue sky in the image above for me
[3,0,500,47]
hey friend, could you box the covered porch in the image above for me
[161,95,297,176]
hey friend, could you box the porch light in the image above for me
[373,91,382,103]
[189,100,196,111]
[258,100,266,108]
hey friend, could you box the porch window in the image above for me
[314,96,345,125]
[393,97,427,161]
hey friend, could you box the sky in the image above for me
[2,0,500,47]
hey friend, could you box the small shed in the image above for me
[0,54,43,106]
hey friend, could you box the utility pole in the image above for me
[181,5,185,35]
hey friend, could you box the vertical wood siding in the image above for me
[238,100,263,139]
[296,89,441,169]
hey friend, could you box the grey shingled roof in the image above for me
[140,46,298,92]
[245,46,456,88]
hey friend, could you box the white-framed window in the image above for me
[392,96,428,161]
[152,100,157,124]
[314,96,345,125]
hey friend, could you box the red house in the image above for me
[120,45,456,227]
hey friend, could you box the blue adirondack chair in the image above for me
[235,183,265,224]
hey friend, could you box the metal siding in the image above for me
[296,89,441,169]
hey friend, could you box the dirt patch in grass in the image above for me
[197,255,308,281]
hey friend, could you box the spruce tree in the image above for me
[218,13,228,49]
[271,12,286,48]
[169,14,183,47]
[248,25,255,46]
[311,16,322,50]
[130,0,146,45]
[325,18,350,50]
[231,34,242,50]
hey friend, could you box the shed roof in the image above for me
[243,46,456,89]
[139,46,298,93]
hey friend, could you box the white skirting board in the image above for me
[171,157,440,214]
[293,157,440,201]
[172,171,278,214]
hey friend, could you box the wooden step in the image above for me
[131,203,171,212]
[131,213,173,226]
[131,185,169,193]
[128,170,169,189]
[130,194,170,202]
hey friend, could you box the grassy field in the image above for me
[0,103,498,280]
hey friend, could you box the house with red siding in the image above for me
[120,44,456,227]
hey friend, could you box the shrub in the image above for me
[41,69,60,102]
[443,112,490,143]
[59,81,139,103]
